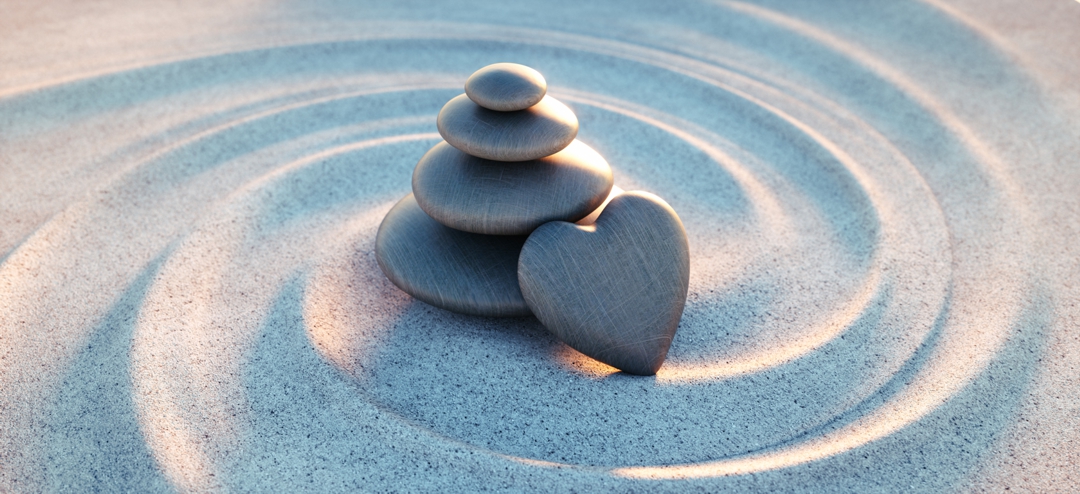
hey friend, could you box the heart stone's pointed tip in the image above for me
[602,341,673,376]
[618,363,660,377]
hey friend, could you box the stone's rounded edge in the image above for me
[601,191,690,249]
[576,185,625,226]
[412,139,613,236]
[554,140,615,223]
[602,192,691,375]
[375,193,533,317]
[600,190,692,309]
[410,142,455,228]
[517,190,690,376]
[437,94,579,162]
[465,63,548,112]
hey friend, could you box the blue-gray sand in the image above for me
[1,0,1078,491]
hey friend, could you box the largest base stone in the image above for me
[375,194,532,317]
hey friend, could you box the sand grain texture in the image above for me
[1,0,1078,492]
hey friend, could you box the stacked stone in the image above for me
[376,63,690,376]
[375,63,614,317]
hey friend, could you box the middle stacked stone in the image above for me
[375,63,613,318]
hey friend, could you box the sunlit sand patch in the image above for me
[658,269,882,383]
[303,203,412,377]
[550,344,622,379]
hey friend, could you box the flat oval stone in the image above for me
[412,140,613,235]
[518,191,690,375]
[465,63,547,111]
[375,194,531,317]
[437,94,578,162]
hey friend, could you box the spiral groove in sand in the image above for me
[2,3,1067,490]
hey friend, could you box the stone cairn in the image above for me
[376,63,690,375]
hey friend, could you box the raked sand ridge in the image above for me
[1,0,1079,491]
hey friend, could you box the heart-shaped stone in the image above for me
[517,191,690,375]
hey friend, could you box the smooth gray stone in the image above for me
[412,140,613,235]
[375,194,531,317]
[575,185,624,226]
[518,191,690,375]
[465,63,547,112]
[437,93,578,162]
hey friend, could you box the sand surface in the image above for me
[2,0,1078,491]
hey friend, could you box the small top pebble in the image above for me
[465,63,547,111]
